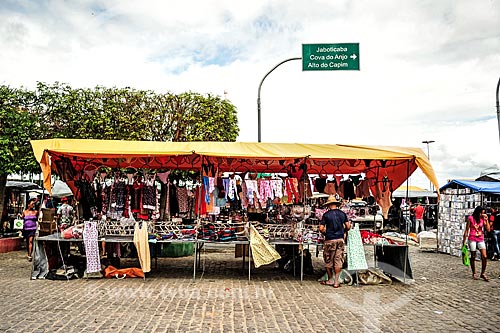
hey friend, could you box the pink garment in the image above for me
[468,215,485,242]
[208,177,215,194]
[240,181,248,208]
[157,171,170,184]
[84,170,96,182]
[334,175,343,187]
[259,180,273,207]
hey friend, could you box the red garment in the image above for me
[414,205,425,219]
[194,185,207,216]
[104,265,144,278]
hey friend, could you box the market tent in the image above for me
[439,179,500,194]
[392,185,437,198]
[5,181,41,191]
[30,139,440,195]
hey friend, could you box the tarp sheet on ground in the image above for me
[30,139,440,196]
[439,179,500,194]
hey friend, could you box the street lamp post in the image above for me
[422,140,435,191]
[496,77,500,145]
[257,57,301,142]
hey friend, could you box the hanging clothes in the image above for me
[194,185,207,216]
[133,221,150,273]
[245,180,259,205]
[347,224,368,270]
[375,181,392,219]
[177,187,189,213]
[324,181,337,195]
[271,179,283,198]
[130,177,143,213]
[142,176,157,210]
[83,221,101,273]
[259,179,273,208]
[298,177,313,202]
[315,177,327,193]
[284,178,299,204]
[355,179,371,199]
[240,180,248,208]
[343,179,356,200]
[75,179,97,219]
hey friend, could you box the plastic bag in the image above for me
[461,245,470,266]
[13,218,24,230]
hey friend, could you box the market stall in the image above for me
[438,179,500,257]
[30,139,439,281]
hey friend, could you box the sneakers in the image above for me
[27,256,32,262]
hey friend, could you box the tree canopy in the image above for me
[0,82,240,221]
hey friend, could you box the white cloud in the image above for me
[1,0,499,189]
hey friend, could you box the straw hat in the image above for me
[322,195,342,206]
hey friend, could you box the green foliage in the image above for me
[0,82,240,176]
[0,86,40,175]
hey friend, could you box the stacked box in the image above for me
[438,188,482,257]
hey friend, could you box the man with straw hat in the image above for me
[319,195,351,287]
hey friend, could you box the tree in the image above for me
[0,86,41,222]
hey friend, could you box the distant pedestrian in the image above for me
[490,208,500,261]
[319,195,351,288]
[44,195,55,209]
[21,198,39,261]
[462,206,490,281]
[413,202,425,233]
[56,197,74,226]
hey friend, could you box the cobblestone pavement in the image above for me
[0,243,499,333]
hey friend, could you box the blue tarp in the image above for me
[440,180,500,194]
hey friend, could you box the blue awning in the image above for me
[440,180,500,194]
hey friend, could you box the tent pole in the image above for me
[300,156,308,283]
[193,155,204,282]
[403,160,410,284]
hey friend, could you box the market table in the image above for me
[374,244,413,282]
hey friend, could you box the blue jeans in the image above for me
[491,230,500,257]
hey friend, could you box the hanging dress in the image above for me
[347,223,368,271]
[83,221,101,273]
[133,221,150,273]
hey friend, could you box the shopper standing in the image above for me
[21,198,39,261]
[56,197,74,226]
[413,202,425,233]
[319,195,351,288]
[490,208,500,261]
[462,206,490,281]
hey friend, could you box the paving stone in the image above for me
[1,245,500,331]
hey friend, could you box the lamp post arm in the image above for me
[257,57,302,142]
[496,76,500,145]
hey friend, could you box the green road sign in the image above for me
[302,43,359,71]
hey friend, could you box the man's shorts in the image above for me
[468,240,486,252]
[323,239,345,269]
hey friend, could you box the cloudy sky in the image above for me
[1,0,499,190]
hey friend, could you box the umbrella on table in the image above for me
[51,180,73,198]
